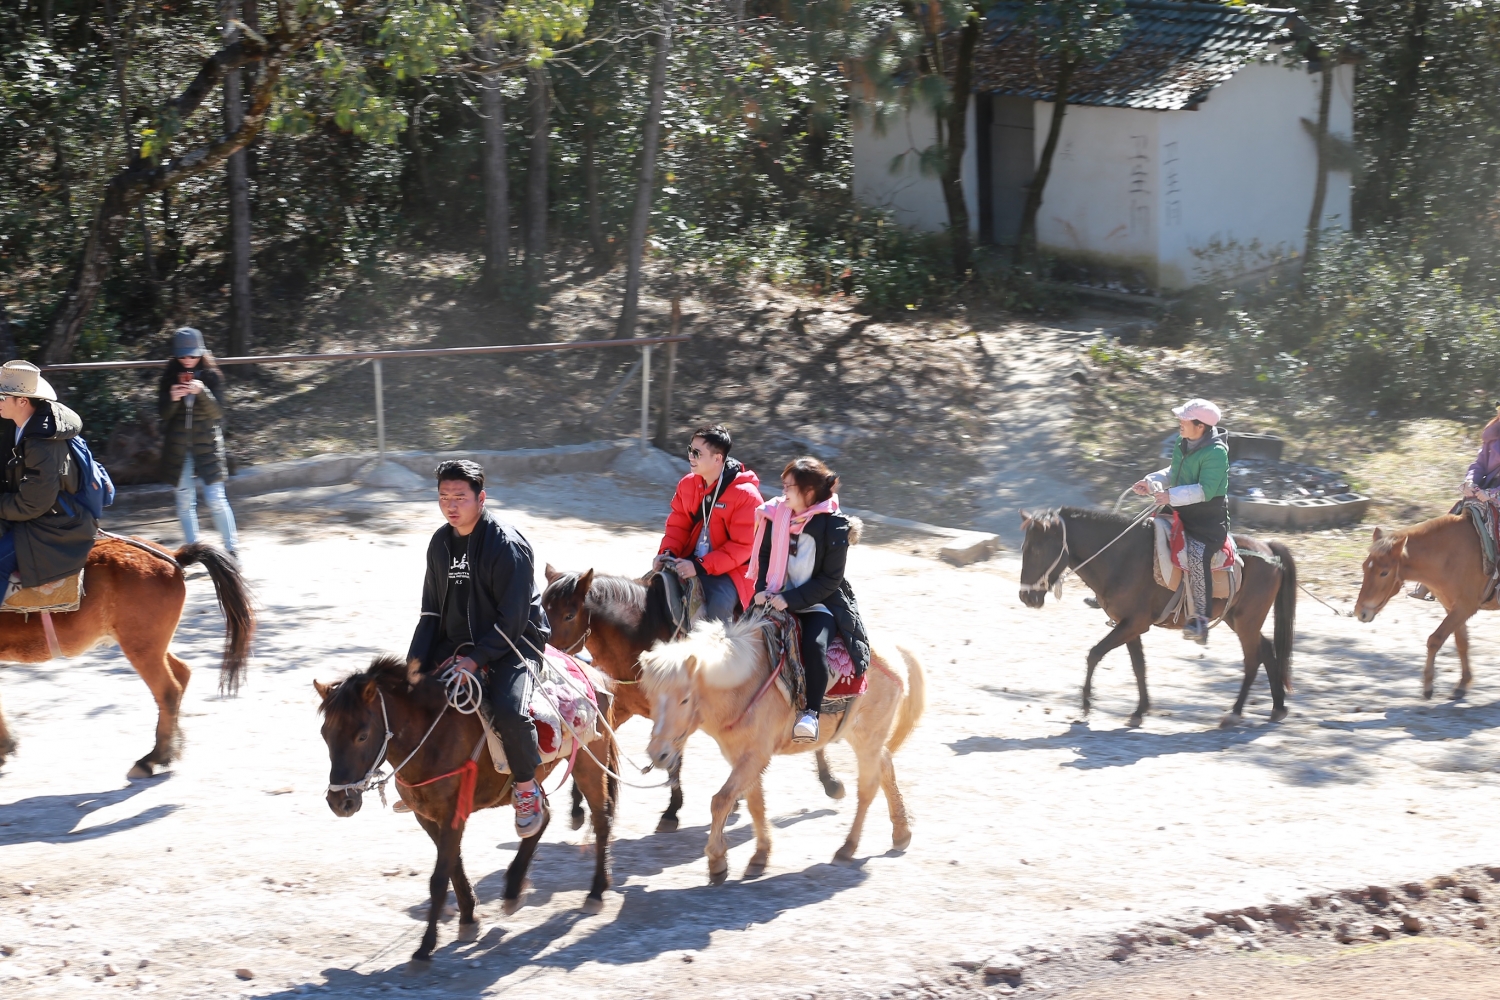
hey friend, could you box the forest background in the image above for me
[2,0,1500,466]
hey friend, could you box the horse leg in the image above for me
[502,805,550,915]
[879,747,912,851]
[570,780,585,831]
[414,815,466,962]
[415,814,478,938]
[1259,636,1288,723]
[1083,622,1134,717]
[575,743,614,913]
[1125,638,1149,728]
[1452,620,1473,700]
[835,734,885,863]
[1423,608,1472,699]
[116,636,187,779]
[706,751,770,884]
[743,773,772,877]
[815,747,845,799]
[657,754,684,833]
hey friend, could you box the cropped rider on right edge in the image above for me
[1133,399,1230,645]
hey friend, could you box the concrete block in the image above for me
[939,532,1001,566]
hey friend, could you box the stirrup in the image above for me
[792,711,819,744]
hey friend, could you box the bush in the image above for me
[1207,232,1500,416]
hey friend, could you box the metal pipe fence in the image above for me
[41,334,692,457]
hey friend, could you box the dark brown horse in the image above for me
[0,536,254,778]
[1018,507,1297,726]
[1354,516,1496,699]
[317,655,616,963]
[541,565,844,833]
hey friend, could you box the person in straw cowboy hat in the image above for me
[1132,398,1231,644]
[0,361,98,589]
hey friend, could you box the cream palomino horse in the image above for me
[640,616,926,882]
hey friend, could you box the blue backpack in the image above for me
[60,436,115,520]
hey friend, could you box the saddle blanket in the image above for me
[1,570,84,614]
[1457,498,1500,578]
[1153,515,1241,598]
[760,610,867,716]
[486,645,601,776]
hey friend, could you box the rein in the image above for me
[725,620,787,731]
[1020,505,1159,596]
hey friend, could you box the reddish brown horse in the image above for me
[1355,515,1496,699]
[1019,507,1297,726]
[0,536,254,778]
[317,655,617,963]
[541,565,845,832]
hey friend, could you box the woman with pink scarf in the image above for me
[750,457,871,743]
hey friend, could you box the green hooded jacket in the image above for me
[1168,428,1229,499]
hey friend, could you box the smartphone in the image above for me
[178,371,194,385]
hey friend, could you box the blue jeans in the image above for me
[176,454,239,556]
[698,568,740,623]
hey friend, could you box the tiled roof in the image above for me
[973,1,1303,111]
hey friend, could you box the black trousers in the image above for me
[797,610,836,715]
[484,662,542,784]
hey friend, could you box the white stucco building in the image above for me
[852,1,1355,292]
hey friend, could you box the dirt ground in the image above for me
[3,464,1500,999]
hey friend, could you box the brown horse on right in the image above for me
[1355,515,1497,699]
[541,566,845,832]
[0,536,254,778]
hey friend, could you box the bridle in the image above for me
[560,608,592,655]
[1019,506,1160,597]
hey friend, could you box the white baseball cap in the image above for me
[1171,398,1221,426]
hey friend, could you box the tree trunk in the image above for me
[1304,60,1334,262]
[583,110,607,261]
[44,31,285,364]
[477,51,509,289]
[221,0,254,355]
[1360,0,1428,226]
[1014,56,1076,266]
[0,298,15,363]
[939,9,981,278]
[616,0,673,339]
[525,66,549,285]
[104,0,158,281]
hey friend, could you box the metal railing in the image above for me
[41,334,691,457]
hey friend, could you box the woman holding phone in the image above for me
[159,327,238,559]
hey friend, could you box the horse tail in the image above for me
[175,543,256,695]
[1269,541,1297,694]
[886,645,927,754]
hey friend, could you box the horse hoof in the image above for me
[1422,688,1434,700]
[1126,713,1143,729]
[570,810,585,831]
[823,780,846,801]
[834,843,857,863]
[1452,688,1469,702]
[1270,707,1289,723]
[501,896,524,915]
[406,953,433,969]
[1219,713,1242,729]
[656,815,680,833]
[891,830,912,852]
[456,920,481,942]
[745,852,769,879]
[581,896,605,915]
[127,762,154,780]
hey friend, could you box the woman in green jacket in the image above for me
[160,327,238,558]
[1132,398,1229,643]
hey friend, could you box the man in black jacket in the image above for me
[407,460,552,838]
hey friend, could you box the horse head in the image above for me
[639,646,702,773]
[541,566,596,653]
[1355,527,1406,624]
[315,655,412,817]
[1018,509,1065,609]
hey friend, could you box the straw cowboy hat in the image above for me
[0,361,57,402]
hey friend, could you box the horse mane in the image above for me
[1043,506,1140,530]
[319,654,444,718]
[639,616,768,695]
[546,569,675,637]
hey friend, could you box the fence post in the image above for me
[373,358,386,459]
[654,297,680,450]
[640,343,652,450]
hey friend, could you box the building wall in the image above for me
[1031,102,1162,287]
[851,102,979,234]
[1155,60,1355,289]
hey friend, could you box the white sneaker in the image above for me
[792,711,819,743]
[514,783,548,839]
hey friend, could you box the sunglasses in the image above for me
[686,446,704,460]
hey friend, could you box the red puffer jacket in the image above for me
[657,460,763,611]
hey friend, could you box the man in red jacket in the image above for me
[654,424,762,621]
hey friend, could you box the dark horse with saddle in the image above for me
[1018,505,1297,727]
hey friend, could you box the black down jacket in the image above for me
[0,400,98,587]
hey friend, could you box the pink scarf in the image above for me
[746,494,840,593]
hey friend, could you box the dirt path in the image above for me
[2,468,1499,998]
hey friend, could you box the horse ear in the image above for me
[544,563,560,583]
[1019,510,1032,528]
[313,679,332,702]
[1371,526,1384,542]
[361,679,379,704]
[1390,535,1406,555]
[578,568,595,596]
[683,654,698,676]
